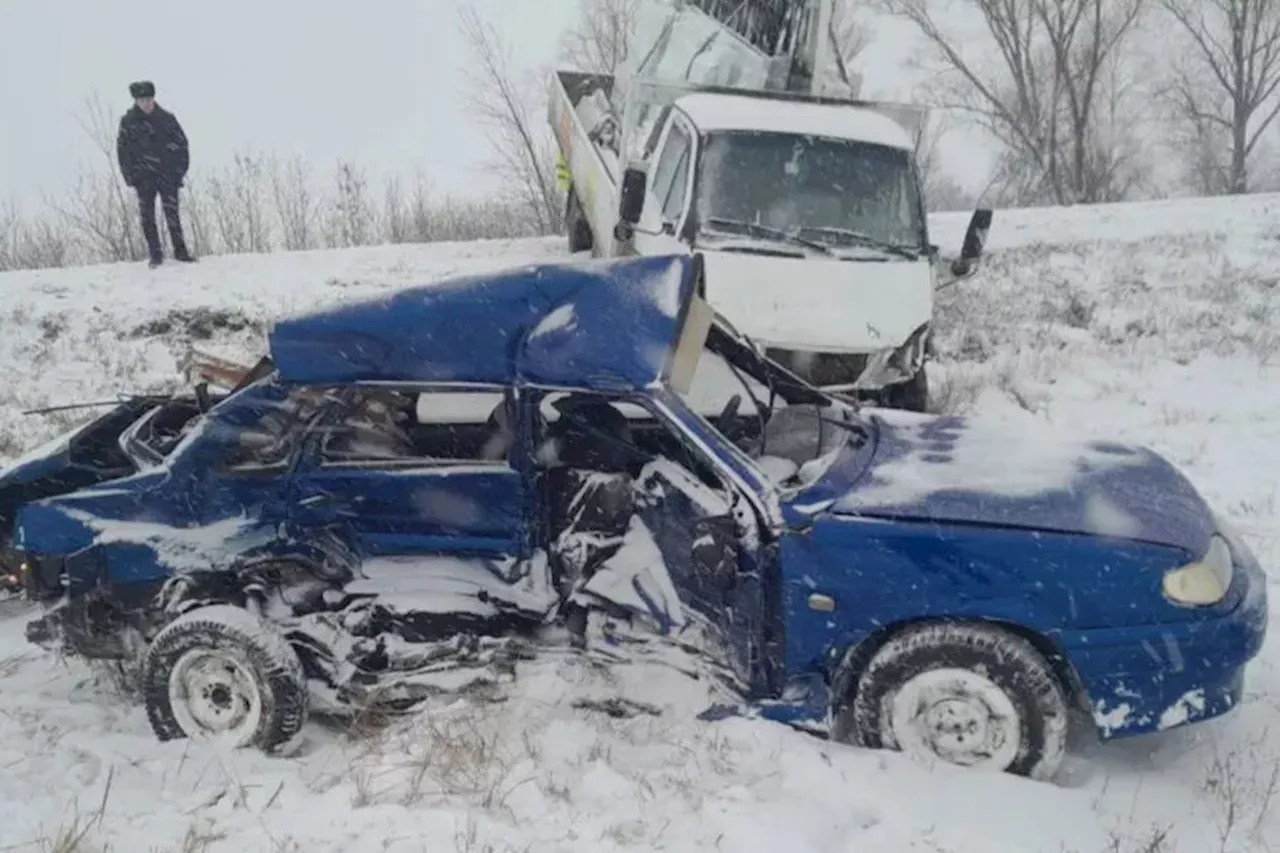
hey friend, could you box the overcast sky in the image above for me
[0,0,580,210]
[0,0,990,214]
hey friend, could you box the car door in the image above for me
[633,431,768,693]
[185,383,329,528]
[632,113,697,258]
[549,391,769,693]
[288,386,528,561]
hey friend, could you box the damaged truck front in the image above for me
[9,254,1268,782]
[549,0,994,410]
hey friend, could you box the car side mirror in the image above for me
[949,208,993,278]
[614,165,648,242]
[692,514,739,592]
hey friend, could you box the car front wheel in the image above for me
[835,622,1069,781]
[141,604,308,751]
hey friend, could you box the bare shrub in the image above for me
[178,176,216,258]
[0,202,71,271]
[1198,732,1280,852]
[324,160,378,249]
[39,767,113,853]
[206,151,273,254]
[269,153,320,251]
[47,94,145,263]
[344,699,534,813]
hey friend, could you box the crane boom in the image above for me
[629,0,852,99]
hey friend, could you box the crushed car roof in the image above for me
[268,255,699,392]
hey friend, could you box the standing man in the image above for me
[117,80,195,268]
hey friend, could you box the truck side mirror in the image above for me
[950,208,993,278]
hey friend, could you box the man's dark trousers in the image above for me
[137,181,190,262]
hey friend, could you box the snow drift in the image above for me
[0,197,1278,852]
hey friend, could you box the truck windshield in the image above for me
[695,131,926,257]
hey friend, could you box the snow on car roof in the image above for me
[673,92,915,150]
[268,255,698,393]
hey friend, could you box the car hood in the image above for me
[827,409,1214,556]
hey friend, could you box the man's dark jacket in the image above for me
[116,105,190,189]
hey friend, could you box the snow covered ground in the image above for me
[1,194,1278,852]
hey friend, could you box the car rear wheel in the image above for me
[835,622,1068,781]
[141,604,308,751]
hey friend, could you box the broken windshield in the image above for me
[676,321,866,490]
[695,131,927,258]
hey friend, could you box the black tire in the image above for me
[141,604,308,751]
[883,365,929,412]
[835,622,1068,781]
[566,189,594,254]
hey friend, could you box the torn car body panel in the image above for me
[6,253,1268,753]
[268,254,697,392]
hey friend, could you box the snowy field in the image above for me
[0,193,1278,852]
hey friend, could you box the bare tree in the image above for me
[831,0,875,78]
[561,0,640,73]
[913,113,975,211]
[880,0,1149,206]
[457,3,563,234]
[47,94,145,262]
[1161,0,1280,194]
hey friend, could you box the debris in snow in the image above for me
[571,696,662,718]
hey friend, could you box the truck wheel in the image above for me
[566,190,594,254]
[883,365,929,412]
[141,604,308,751]
[835,622,1069,781]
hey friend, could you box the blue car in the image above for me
[7,254,1268,780]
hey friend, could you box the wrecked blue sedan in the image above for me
[7,254,1268,780]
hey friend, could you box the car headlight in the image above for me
[1162,535,1233,606]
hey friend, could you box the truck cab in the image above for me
[613,90,949,408]
[549,0,993,411]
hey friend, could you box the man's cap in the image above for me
[129,81,156,99]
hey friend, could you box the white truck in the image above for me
[548,0,993,411]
